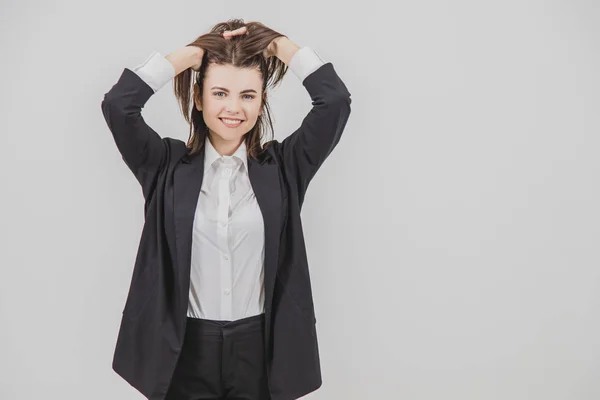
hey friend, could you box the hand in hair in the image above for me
[190,47,205,71]
[221,24,284,60]
[222,26,249,39]
[262,36,283,59]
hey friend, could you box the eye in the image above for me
[213,92,255,100]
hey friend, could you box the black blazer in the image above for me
[100,61,351,400]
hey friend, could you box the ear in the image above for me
[193,84,203,112]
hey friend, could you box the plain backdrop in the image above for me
[1,0,599,399]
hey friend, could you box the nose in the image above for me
[225,99,242,115]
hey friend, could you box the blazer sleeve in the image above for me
[100,59,172,199]
[279,62,352,205]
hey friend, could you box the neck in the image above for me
[208,132,243,156]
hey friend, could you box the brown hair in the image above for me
[173,19,289,160]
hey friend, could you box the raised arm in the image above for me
[276,38,352,206]
[100,47,202,197]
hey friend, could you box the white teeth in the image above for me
[222,118,242,125]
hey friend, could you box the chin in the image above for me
[209,128,243,142]
[220,128,244,138]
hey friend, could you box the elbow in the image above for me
[100,96,123,129]
[100,98,112,127]
[330,91,351,122]
[330,83,351,111]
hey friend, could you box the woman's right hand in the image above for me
[189,46,205,71]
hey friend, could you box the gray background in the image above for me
[1,0,599,399]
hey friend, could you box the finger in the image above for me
[222,27,247,38]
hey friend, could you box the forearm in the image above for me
[274,37,301,66]
[166,46,202,76]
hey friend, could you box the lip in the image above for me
[219,118,244,128]
[219,117,243,120]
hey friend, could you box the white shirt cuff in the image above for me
[130,50,176,93]
[289,47,326,82]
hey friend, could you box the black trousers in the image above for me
[165,313,270,400]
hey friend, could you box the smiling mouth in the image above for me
[220,118,244,127]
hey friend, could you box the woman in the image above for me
[101,19,351,400]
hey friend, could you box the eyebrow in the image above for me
[210,86,258,94]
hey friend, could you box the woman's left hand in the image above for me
[262,36,284,59]
[222,26,248,39]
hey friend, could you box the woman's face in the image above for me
[194,63,264,144]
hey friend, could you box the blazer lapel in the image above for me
[173,147,205,320]
[248,152,282,336]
